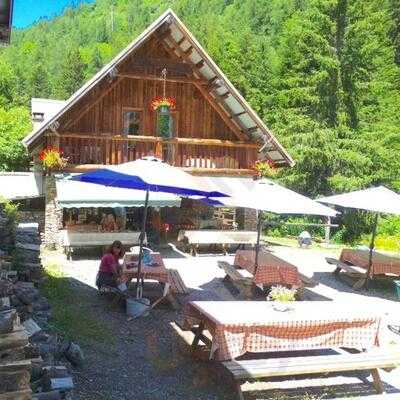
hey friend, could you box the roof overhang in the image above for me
[23,9,294,167]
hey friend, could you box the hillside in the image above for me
[0,0,399,197]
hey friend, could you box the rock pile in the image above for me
[0,204,15,253]
[0,308,40,400]
[0,279,79,399]
[15,223,42,282]
[1,217,82,400]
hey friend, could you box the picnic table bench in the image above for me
[62,230,146,260]
[182,300,394,400]
[177,230,258,256]
[327,249,400,289]
[223,349,400,400]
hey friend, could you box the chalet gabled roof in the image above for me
[23,9,294,167]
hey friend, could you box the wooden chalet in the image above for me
[23,10,293,250]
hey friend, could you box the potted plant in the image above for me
[254,160,277,178]
[267,285,297,311]
[39,147,68,173]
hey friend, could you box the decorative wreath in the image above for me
[150,96,176,111]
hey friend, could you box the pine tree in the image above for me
[58,48,86,99]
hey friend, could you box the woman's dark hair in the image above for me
[106,240,124,258]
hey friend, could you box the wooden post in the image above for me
[254,211,262,278]
[325,216,331,245]
[365,213,379,288]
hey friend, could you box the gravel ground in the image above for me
[57,244,400,400]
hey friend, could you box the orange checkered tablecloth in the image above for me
[122,253,169,284]
[184,301,381,361]
[234,250,303,287]
[340,248,400,276]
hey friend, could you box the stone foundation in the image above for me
[18,211,45,232]
[236,207,258,231]
[44,174,62,249]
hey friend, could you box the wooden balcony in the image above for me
[58,134,259,175]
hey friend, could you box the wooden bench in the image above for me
[178,230,258,256]
[62,230,146,260]
[168,269,189,295]
[218,261,254,299]
[223,349,400,400]
[326,257,367,289]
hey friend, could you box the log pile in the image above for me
[1,219,79,400]
[0,309,36,400]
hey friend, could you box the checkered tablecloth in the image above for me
[340,248,400,276]
[122,253,169,284]
[184,301,381,361]
[234,250,303,287]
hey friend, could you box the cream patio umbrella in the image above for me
[317,186,400,286]
[204,179,338,275]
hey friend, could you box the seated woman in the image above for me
[96,240,124,289]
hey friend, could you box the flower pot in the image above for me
[272,301,292,312]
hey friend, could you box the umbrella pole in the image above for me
[136,188,150,298]
[254,211,262,277]
[365,213,379,289]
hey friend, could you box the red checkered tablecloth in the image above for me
[340,248,400,276]
[235,250,303,287]
[184,301,381,361]
[122,253,169,284]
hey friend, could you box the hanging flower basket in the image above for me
[253,160,277,178]
[39,147,68,172]
[150,96,176,112]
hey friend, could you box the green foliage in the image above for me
[41,259,113,343]
[0,107,31,171]
[0,0,398,244]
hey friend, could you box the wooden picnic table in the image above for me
[121,253,189,309]
[340,248,400,277]
[234,249,303,288]
[184,301,381,361]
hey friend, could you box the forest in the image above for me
[0,0,399,244]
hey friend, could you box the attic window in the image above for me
[32,112,44,122]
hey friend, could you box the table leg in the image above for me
[371,368,385,393]
[191,322,205,352]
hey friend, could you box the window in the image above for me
[122,109,142,135]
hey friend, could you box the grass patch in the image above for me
[40,259,113,344]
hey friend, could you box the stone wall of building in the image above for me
[18,210,45,232]
[44,174,62,249]
[236,207,258,231]
[0,204,14,254]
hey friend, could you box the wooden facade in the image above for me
[26,10,293,175]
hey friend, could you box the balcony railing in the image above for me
[58,134,259,171]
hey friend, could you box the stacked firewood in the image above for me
[0,309,37,400]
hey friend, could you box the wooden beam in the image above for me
[65,164,256,176]
[64,76,123,130]
[183,167,255,177]
[155,27,172,41]
[126,58,193,75]
[177,37,186,46]
[118,72,206,85]
[61,133,257,148]
[194,82,248,141]
[219,91,230,99]
[247,127,259,134]
[184,46,194,56]
[164,35,247,141]
[196,59,205,69]
[233,111,246,118]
